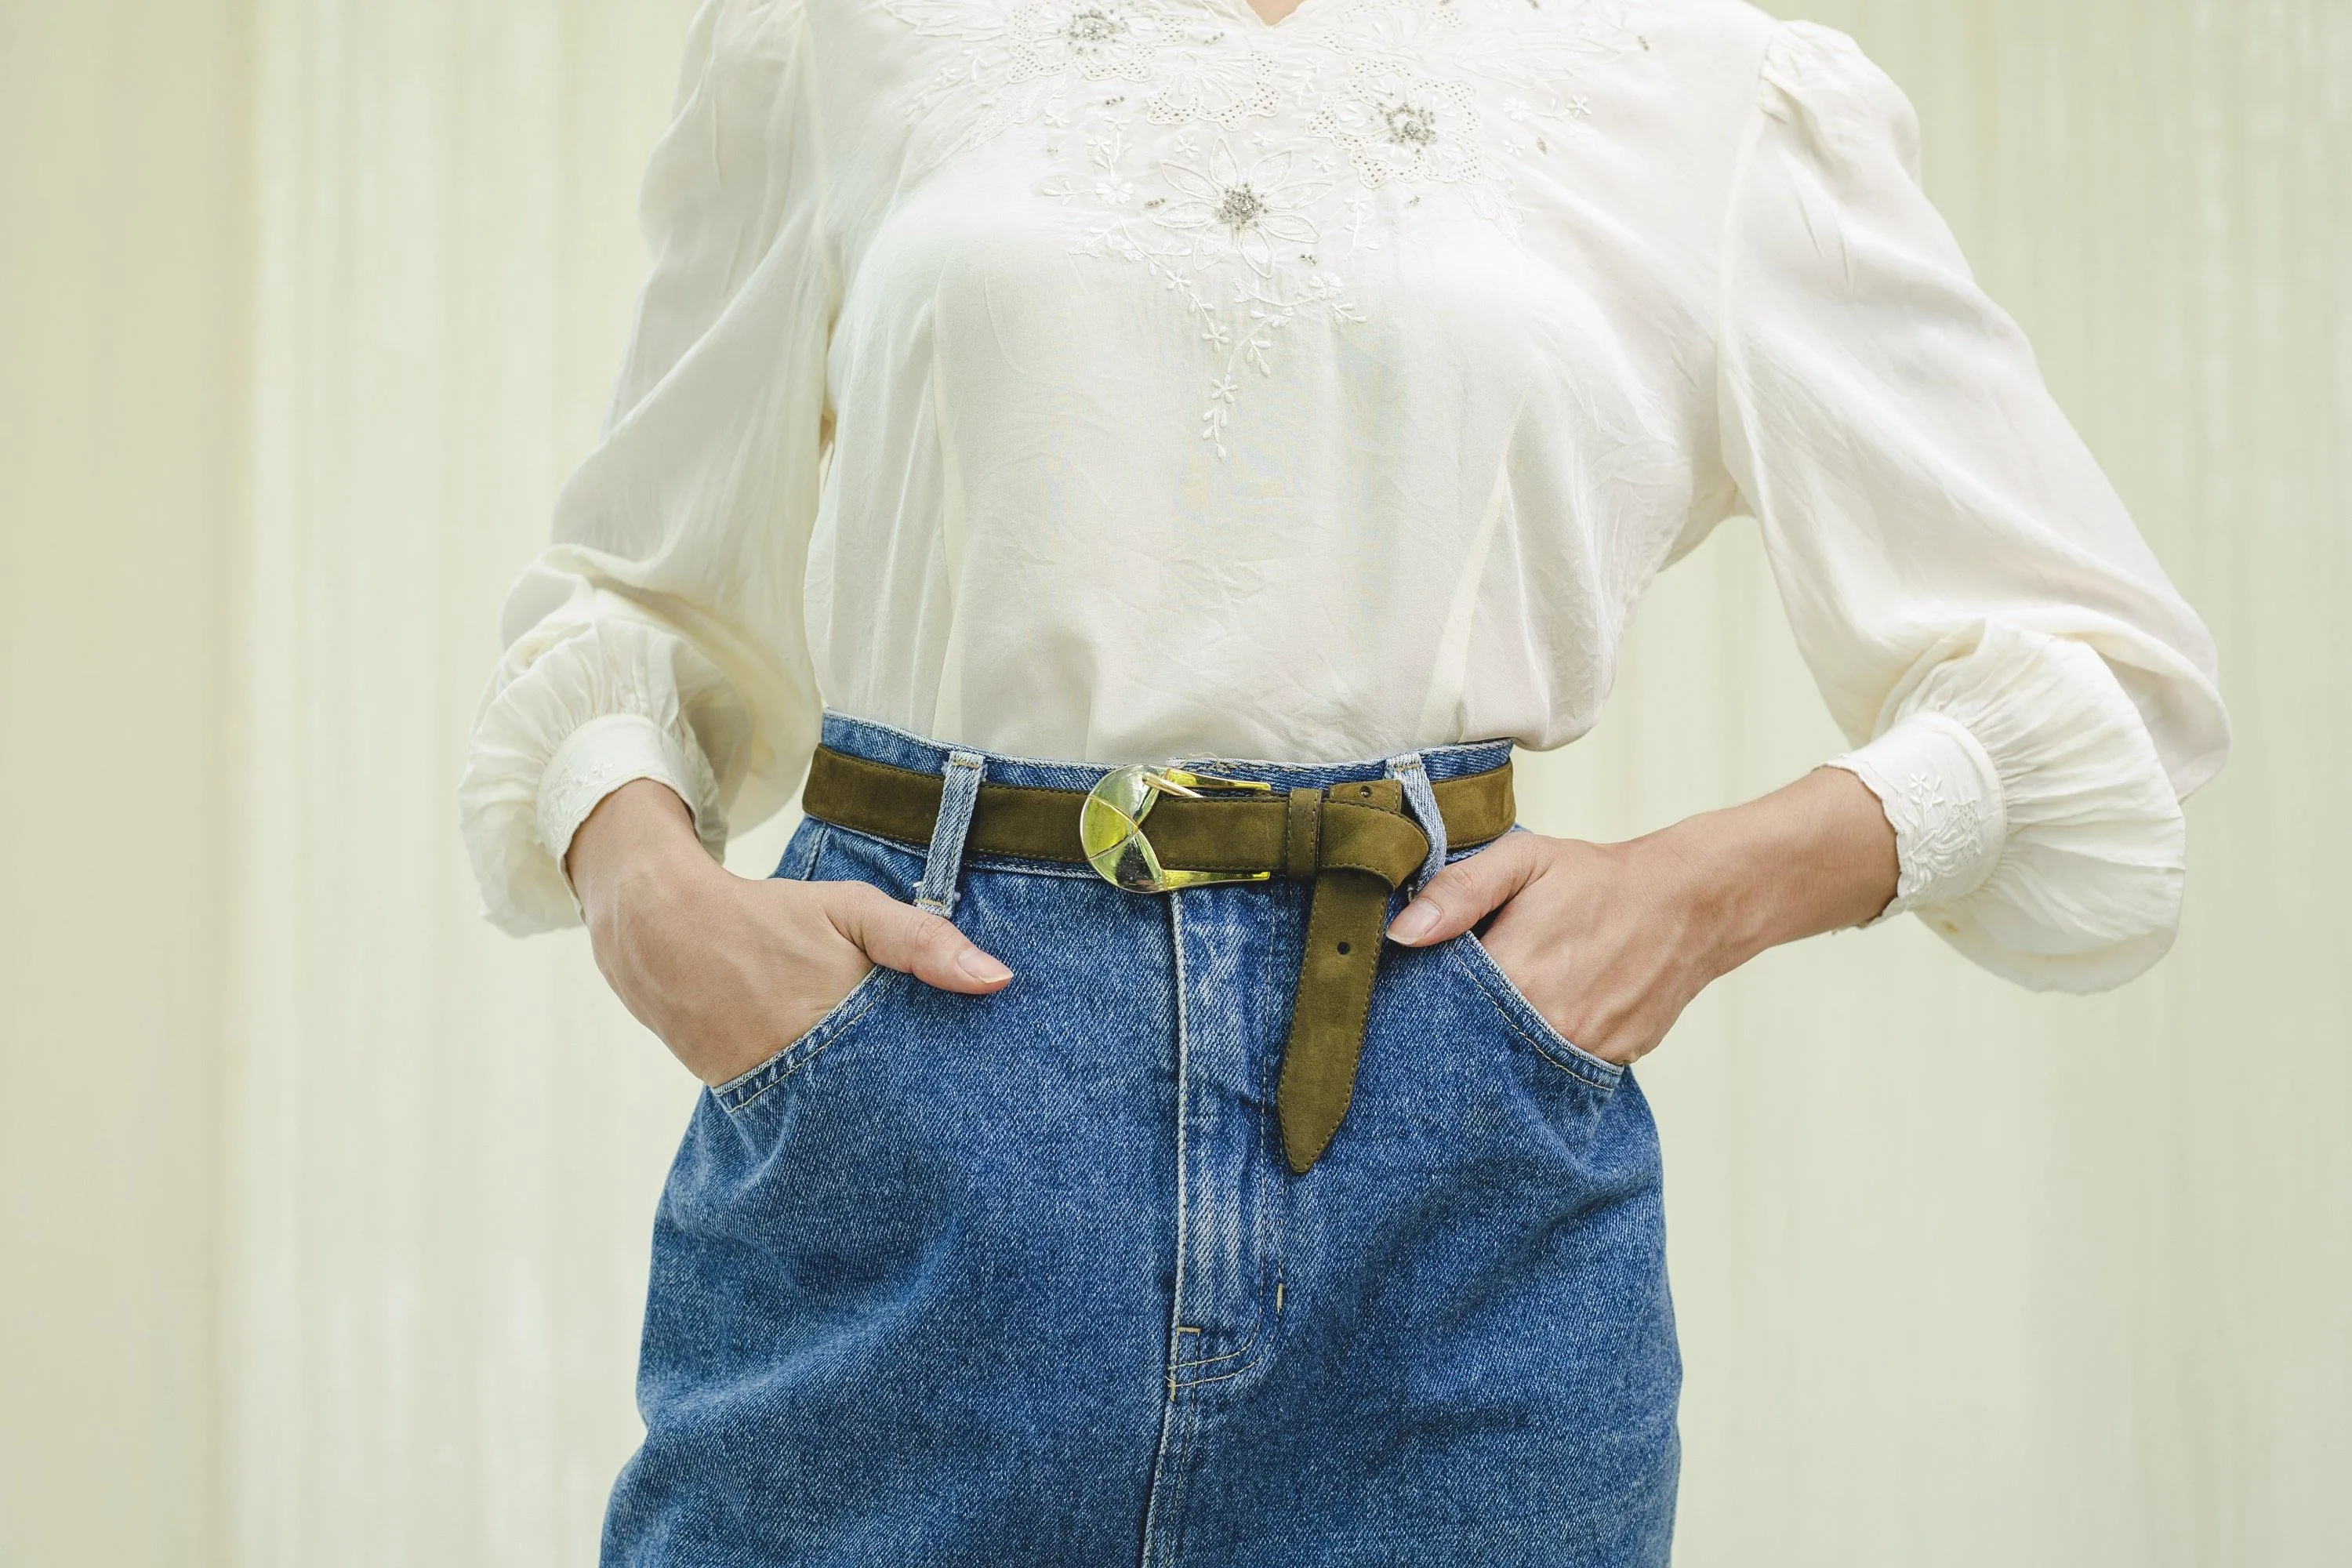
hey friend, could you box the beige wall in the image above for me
[1611,3,2352,1563]
[222,5,703,1560]
[0,2,2343,1564]
[0,3,249,1564]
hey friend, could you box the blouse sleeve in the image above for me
[456,0,833,935]
[1719,22,2230,992]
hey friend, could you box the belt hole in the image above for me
[1336,940,1351,955]
[1357,784,1372,797]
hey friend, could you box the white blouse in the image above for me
[458,0,2230,993]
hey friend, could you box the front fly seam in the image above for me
[1138,891,1197,1568]
[1164,888,1195,1375]
[1168,883,1287,1388]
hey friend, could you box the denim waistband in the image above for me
[815,708,1516,794]
[806,707,1522,1169]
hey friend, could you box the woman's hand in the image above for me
[1382,766,1900,1066]
[567,779,1013,1087]
[1384,830,1733,1066]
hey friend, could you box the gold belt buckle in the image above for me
[1081,764,1277,893]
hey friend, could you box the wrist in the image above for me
[1650,766,1902,972]
[567,779,715,924]
[1643,813,1777,979]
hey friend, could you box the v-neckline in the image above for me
[1218,0,1334,35]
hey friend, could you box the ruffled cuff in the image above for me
[458,616,739,935]
[536,713,725,909]
[1826,622,2190,993]
[1828,710,2006,924]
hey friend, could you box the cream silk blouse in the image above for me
[457,0,2230,992]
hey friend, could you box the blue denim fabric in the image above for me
[604,711,1681,1566]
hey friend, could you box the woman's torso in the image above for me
[800,0,1773,762]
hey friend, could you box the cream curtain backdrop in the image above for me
[1,4,249,1563]
[1,0,2344,1564]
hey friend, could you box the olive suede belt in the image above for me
[799,744,1516,1173]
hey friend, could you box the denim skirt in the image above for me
[602,712,1680,1566]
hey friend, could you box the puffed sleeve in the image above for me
[456,0,833,934]
[1719,22,2230,991]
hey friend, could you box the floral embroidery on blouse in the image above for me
[1025,0,1170,78]
[880,0,1649,454]
[1872,765,2000,920]
[1310,60,1487,196]
[1066,125,1363,452]
[1155,136,1330,276]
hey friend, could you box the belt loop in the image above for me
[1283,786,1324,882]
[914,749,987,917]
[1384,752,1446,893]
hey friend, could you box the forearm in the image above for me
[1650,764,1900,979]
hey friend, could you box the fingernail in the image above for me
[1387,902,1438,944]
[958,949,1012,984]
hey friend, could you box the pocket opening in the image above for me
[1448,932,1624,1093]
[711,960,902,1116]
